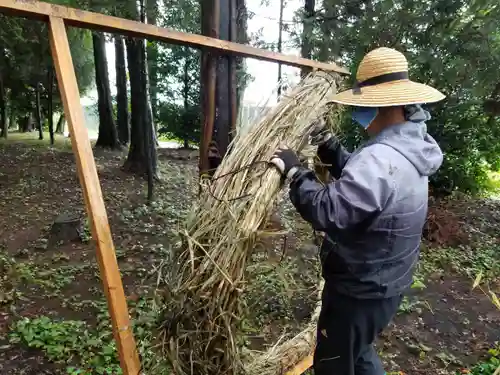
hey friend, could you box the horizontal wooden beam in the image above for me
[0,0,348,74]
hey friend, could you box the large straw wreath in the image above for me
[160,71,342,375]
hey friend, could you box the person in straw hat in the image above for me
[270,47,445,375]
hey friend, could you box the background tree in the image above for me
[0,10,94,141]
[114,34,129,145]
[93,32,120,149]
[157,0,201,147]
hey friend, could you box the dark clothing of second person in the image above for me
[289,106,443,299]
[314,289,402,375]
[286,105,443,375]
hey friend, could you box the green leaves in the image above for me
[305,0,500,195]
[461,343,500,374]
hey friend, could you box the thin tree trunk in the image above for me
[0,73,6,138]
[182,54,190,149]
[123,0,158,204]
[146,0,158,122]
[277,0,284,98]
[56,113,65,134]
[199,0,218,176]
[140,0,155,202]
[47,67,55,145]
[35,84,43,140]
[214,0,232,158]
[21,113,33,133]
[300,0,316,78]
[235,0,249,121]
[93,32,120,149]
[115,35,129,144]
[8,107,15,131]
[125,38,143,165]
[229,0,238,134]
[124,37,157,178]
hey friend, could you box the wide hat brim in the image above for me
[329,80,445,107]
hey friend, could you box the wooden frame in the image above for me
[47,16,141,374]
[0,1,347,374]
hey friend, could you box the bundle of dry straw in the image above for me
[161,71,340,375]
[243,280,324,375]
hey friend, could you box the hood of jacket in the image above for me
[370,105,443,177]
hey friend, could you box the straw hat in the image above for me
[330,47,445,107]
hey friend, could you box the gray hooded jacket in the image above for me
[289,105,443,298]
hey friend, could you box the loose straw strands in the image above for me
[160,71,340,375]
[244,281,324,375]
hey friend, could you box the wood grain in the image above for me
[48,16,141,375]
[285,354,314,375]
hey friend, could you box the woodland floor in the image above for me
[0,133,499,375]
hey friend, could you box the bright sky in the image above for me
[82,0,302,106]
[243,0,301,105]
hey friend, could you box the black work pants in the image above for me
[313,286,402,375]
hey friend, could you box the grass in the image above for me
[487,171,500,197]
[1,136,499,375]
[8,298,170,375]
[0,131,75,151]
[1,249,169,375]
[417,244,500,282]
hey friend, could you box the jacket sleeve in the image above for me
[316,137,351,180]
[289,148,395,232]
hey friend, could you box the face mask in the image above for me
[352,106,378,129]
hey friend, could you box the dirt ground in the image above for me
[0,137,499,375]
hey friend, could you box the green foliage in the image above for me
[460,344,500,375]
[418,244,500,281]
[155,0,201,145]
[158,102,201,146]
[10,316,122,374]
[0,0,94,124]
[9,296,170,375]
[296,0,500,195]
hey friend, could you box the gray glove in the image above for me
[310,118,333,146]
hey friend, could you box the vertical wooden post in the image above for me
[48,16,141,375]
[199,0,219,176]
[213,0,231,157]
[229,0,238,135]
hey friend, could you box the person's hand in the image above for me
[310,118,332,146]
[270,147,302,179]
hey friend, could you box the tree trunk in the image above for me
[124,36,157,183]
[93,32,121,149]
[235,0,249,122]
[277,0,284,98]
[115,35,129,144]
[8,108,15,130]
[56,113,65,134]
[35,84,43,140]
[214,0,232,158]
[20,114,33,133]
[140,0,156,201]
[146,0,159,122]
[182,54,190,149]
[0,73,6,138]
[199,0,217,175]
[47,67,55,145]
[300,0,316,78]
